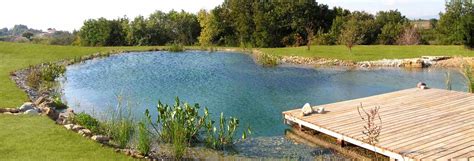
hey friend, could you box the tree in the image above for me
[378,23,404,45]
[78,18,111,46]
[128,16,148,45]
[397,25,421,45]
[339,16,364,52]
[461,1,474,48]
[437,0,472,45]
[22,32,34,40]
[197,9,218,47]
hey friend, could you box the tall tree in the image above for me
[339,16,364,52]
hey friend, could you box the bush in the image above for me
[40,63,66,82]
[26,68,41,89]
[256,52,279,67]
[168,43,184,52]
[72,112,104,134]
[136,119,151,156]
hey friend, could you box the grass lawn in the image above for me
[261,45,474,62]
[0,115,136,161]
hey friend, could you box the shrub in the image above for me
[136,119,151,156]
[168,43,184,52]
[50,94,68,109]
[40,63,66,82]
[72,112,104,134]
[256,52,279,67]
[26,68,41,89]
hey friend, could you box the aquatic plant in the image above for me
[26,62,66,92]
[136,118,151,156]
[204,112,251,150]
[445,72,452,90]
[462,63,474,93]
[40,62,66,82]
[72,112,104,134]
[256,52,279,67]
[145,97,250,158]
[104,96,135,148]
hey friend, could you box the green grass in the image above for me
[0,115,136,161]
[261,45,474,62]
[0,42,157,108]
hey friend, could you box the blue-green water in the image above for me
[61,51,466,159]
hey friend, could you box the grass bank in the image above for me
[260,45,474,62]
[0,115,135,161]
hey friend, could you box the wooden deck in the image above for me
[283,88,474,160]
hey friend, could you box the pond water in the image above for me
[61,51,467,159]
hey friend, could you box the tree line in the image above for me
[2,0,473,49]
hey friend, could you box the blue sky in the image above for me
[0,0,445,31]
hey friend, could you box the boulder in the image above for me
[72,125,84,131]
[19,102,35,112]
[91,135,110,143]
[301,103,313,116]
[56,111,74,125]
[23,109,39,115]
[78,129,92,137]
[64,124,74,130]
[34,96,46,106]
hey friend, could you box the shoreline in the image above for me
[6,48,473,160]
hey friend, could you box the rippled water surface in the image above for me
[62,51,466,159]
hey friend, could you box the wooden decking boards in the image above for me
[283,88,474,160]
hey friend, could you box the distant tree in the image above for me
[22,32,34,40]
[197,9,218,47]
[397,25,421,45]
[11,24,29,36]
[437,0,471,45]
[167,10,201,45]
[79,18,111,46]
[339,16,364,52]
[378,23,404,45]
[49,31,75,45]
[128,15,148,45]
[461,1,474,48]
[0,28,8,36]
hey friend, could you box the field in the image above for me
[0,42,473,160]
[260,45,474,62]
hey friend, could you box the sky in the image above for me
[0,0,446,32]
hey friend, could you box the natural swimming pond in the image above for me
[61,51,467,159]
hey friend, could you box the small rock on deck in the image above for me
[283,88,473,160]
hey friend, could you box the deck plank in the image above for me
[282,88,474,160]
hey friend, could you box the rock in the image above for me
[3,112,12,115]
[64,124,74,130]
[301,103,313,116]
[91,135,110,143]
[19,102,35,112]
[72,125,84,131]
[34,96,46,106]
[316,106,325,114]
[23,109,39,115]
[6,108,20,113]
[417,82,428,89]
[66,108,74,114]
[56,111,74,125]
[78,129,92,137]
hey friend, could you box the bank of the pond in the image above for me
[0,42,472,160]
